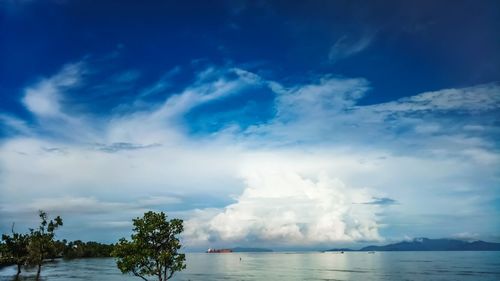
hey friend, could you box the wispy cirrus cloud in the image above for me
[22,63,83,119]
[1,195,182,216]
[92,142,161,153]
[328,33,375,62]
[0,114,32,136]
[365,83,500,113]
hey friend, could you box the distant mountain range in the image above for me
[327,238,500,252]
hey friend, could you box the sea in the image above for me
[1,251,499,280]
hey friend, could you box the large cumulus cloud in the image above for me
[184,171,380,247]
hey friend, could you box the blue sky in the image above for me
[0,0,499,250]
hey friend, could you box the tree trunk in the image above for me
[15,264,21,279]
[35,263,42,280]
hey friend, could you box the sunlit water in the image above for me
[1,251,499,280]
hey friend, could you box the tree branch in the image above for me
[168,269,174,280]
[132,269,149,281]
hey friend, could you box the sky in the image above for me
[0,0,499,250]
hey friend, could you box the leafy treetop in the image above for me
[113,211,186,281]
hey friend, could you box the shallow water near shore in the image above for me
[1,251,499,281]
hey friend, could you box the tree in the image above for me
[113,211,186,281]
[1,224,29,279]
[51,239,67,260]
[0,240,4,258]
[63,240,114,259]
[27,211,63,280]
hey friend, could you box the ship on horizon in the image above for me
[206,248,232,253]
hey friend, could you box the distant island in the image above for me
[326,238,500,252]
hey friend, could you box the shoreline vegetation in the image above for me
[0,240,114,269]
[1,210,186,281]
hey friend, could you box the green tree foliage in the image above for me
[27,211,63,280]
[112,211,186,281]
[0,241,5,260]
[63,240,114,259]
[51,239,67,260]
[1,224,29,278]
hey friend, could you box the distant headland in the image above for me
[326,238,500,252]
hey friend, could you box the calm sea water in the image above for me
[1,251,499,281]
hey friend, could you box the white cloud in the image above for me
[365,83,500,113]
[0,137,242,202]
[462,125,485,131]
[452,232,480,241]
[22,63,82,119]
[276,76,369,118]
[1,195,182,216]
[138,195,182,206]
[163,67,260,116]
[184,172,381,246]
[0,114,32,135]
[328,34,374,62]
[414,123,440,134]
[250,79,500,160]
